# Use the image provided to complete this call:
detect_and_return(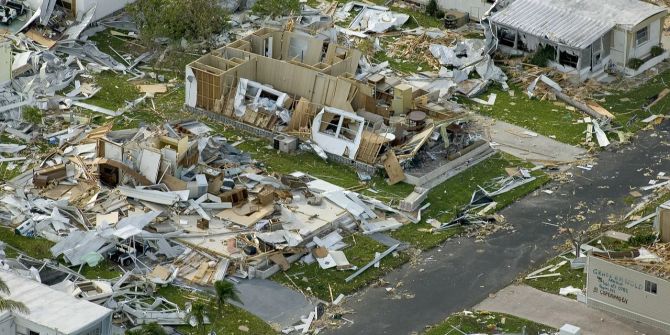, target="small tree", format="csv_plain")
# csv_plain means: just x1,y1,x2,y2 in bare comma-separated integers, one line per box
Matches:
212,280,242,316
252,0,300,18
127,0,230,43
559,226,588,258
186,302,211,335
0,278,28,314
426,0,438,17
